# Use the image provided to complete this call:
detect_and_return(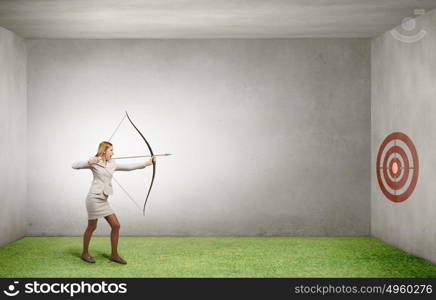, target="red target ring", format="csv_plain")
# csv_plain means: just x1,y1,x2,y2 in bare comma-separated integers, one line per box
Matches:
376,132,419,203
382,145,409,190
